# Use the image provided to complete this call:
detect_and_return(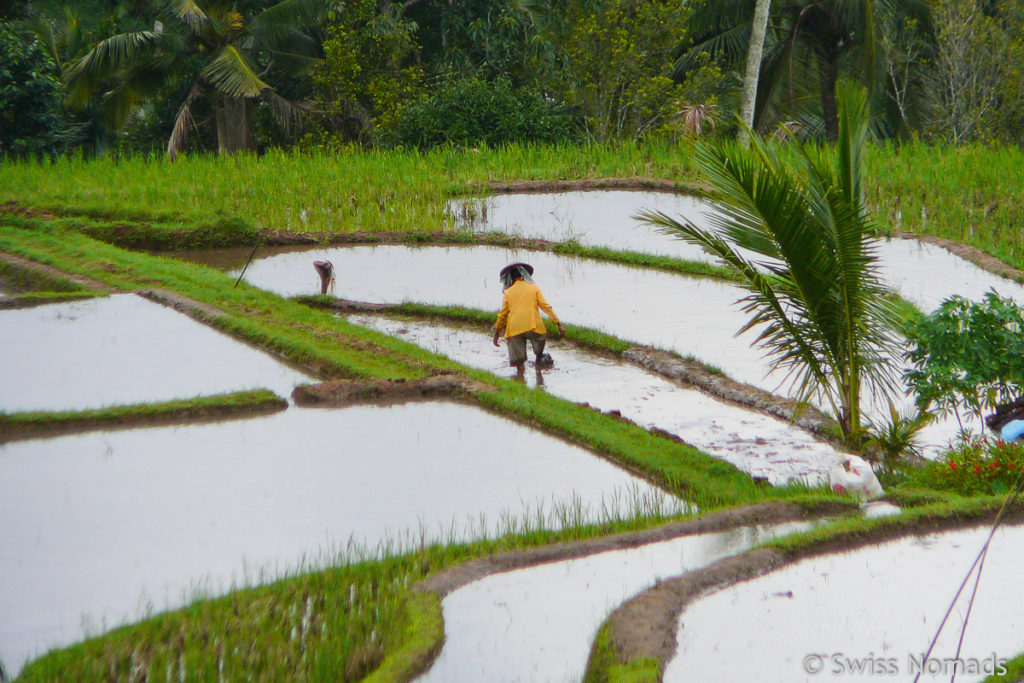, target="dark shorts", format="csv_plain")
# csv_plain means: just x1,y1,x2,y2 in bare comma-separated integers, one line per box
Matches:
507,331,546,366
